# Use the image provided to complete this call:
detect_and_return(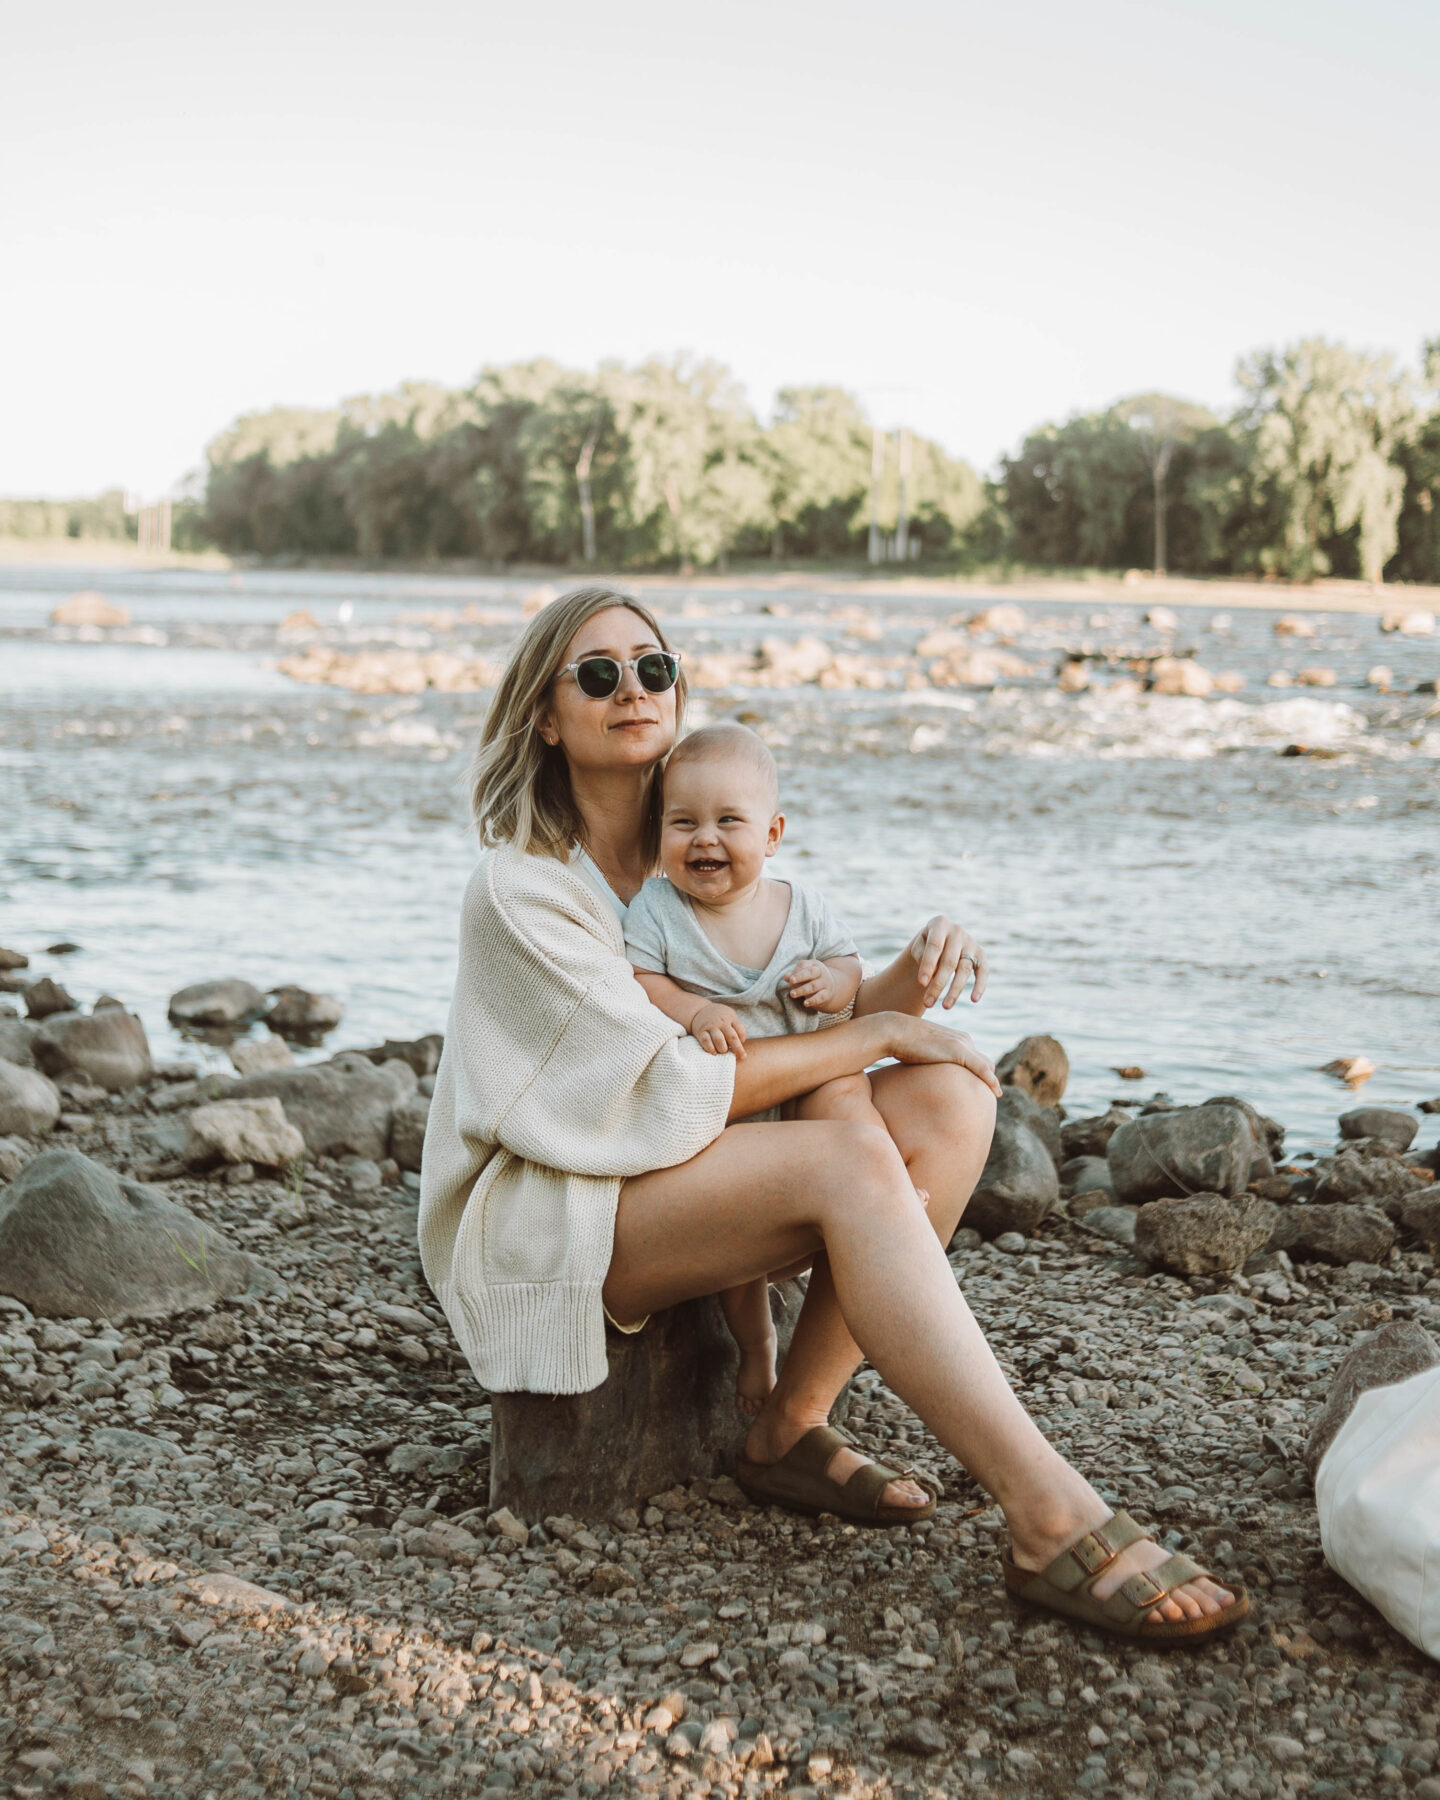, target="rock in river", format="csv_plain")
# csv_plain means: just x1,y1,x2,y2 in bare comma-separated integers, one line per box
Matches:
228,1054,415,1160
0,1147,273,1320
1133,1192,1279,1277
1108,1103,1252,1205
266,985,344,1038
31,1005,152,1092
0,1058,61,1137
1338,1108,1418,1154
1268,1203,1396,1266
24,977,76,1020
169,979,267,1029
966,1107,1059,1239
995,1034,1069,1106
